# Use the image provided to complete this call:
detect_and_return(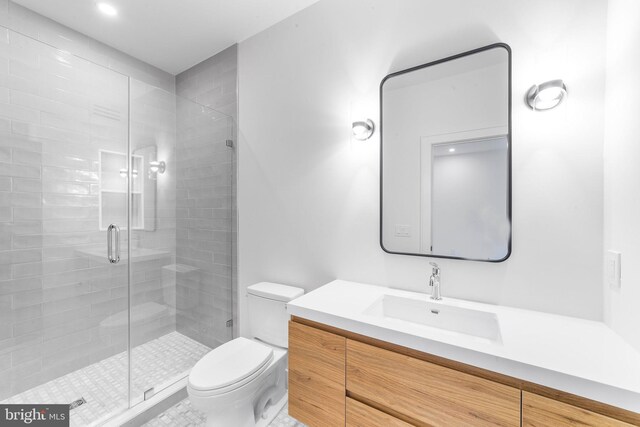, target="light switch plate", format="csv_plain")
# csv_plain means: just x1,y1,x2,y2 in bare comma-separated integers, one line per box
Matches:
606,250,621,290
